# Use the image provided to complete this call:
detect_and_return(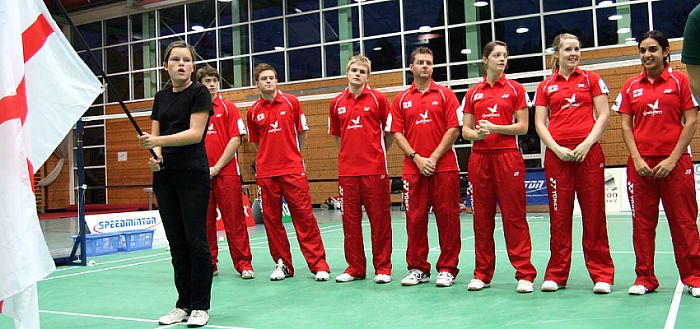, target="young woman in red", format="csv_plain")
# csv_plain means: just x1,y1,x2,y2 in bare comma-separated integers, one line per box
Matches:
614,30,700,297
534,33,615,294
462,41,537,293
